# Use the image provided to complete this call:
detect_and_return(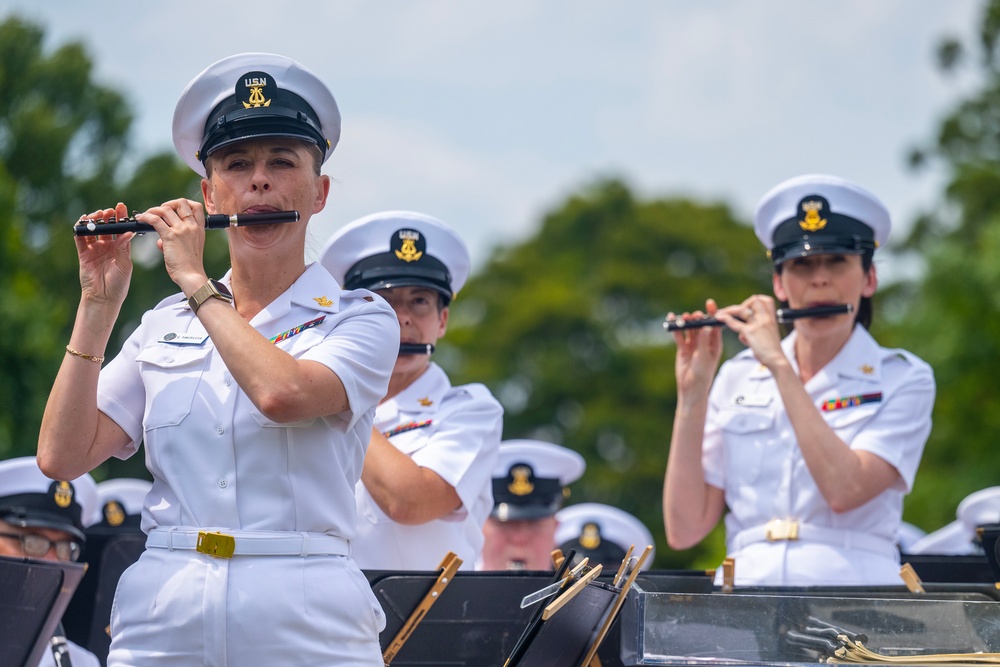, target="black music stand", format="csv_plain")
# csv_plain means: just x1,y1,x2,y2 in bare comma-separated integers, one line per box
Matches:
0,556,87,667
902,553,996,584
371,569,558,666
978,523,1000,582
506,578,621,667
